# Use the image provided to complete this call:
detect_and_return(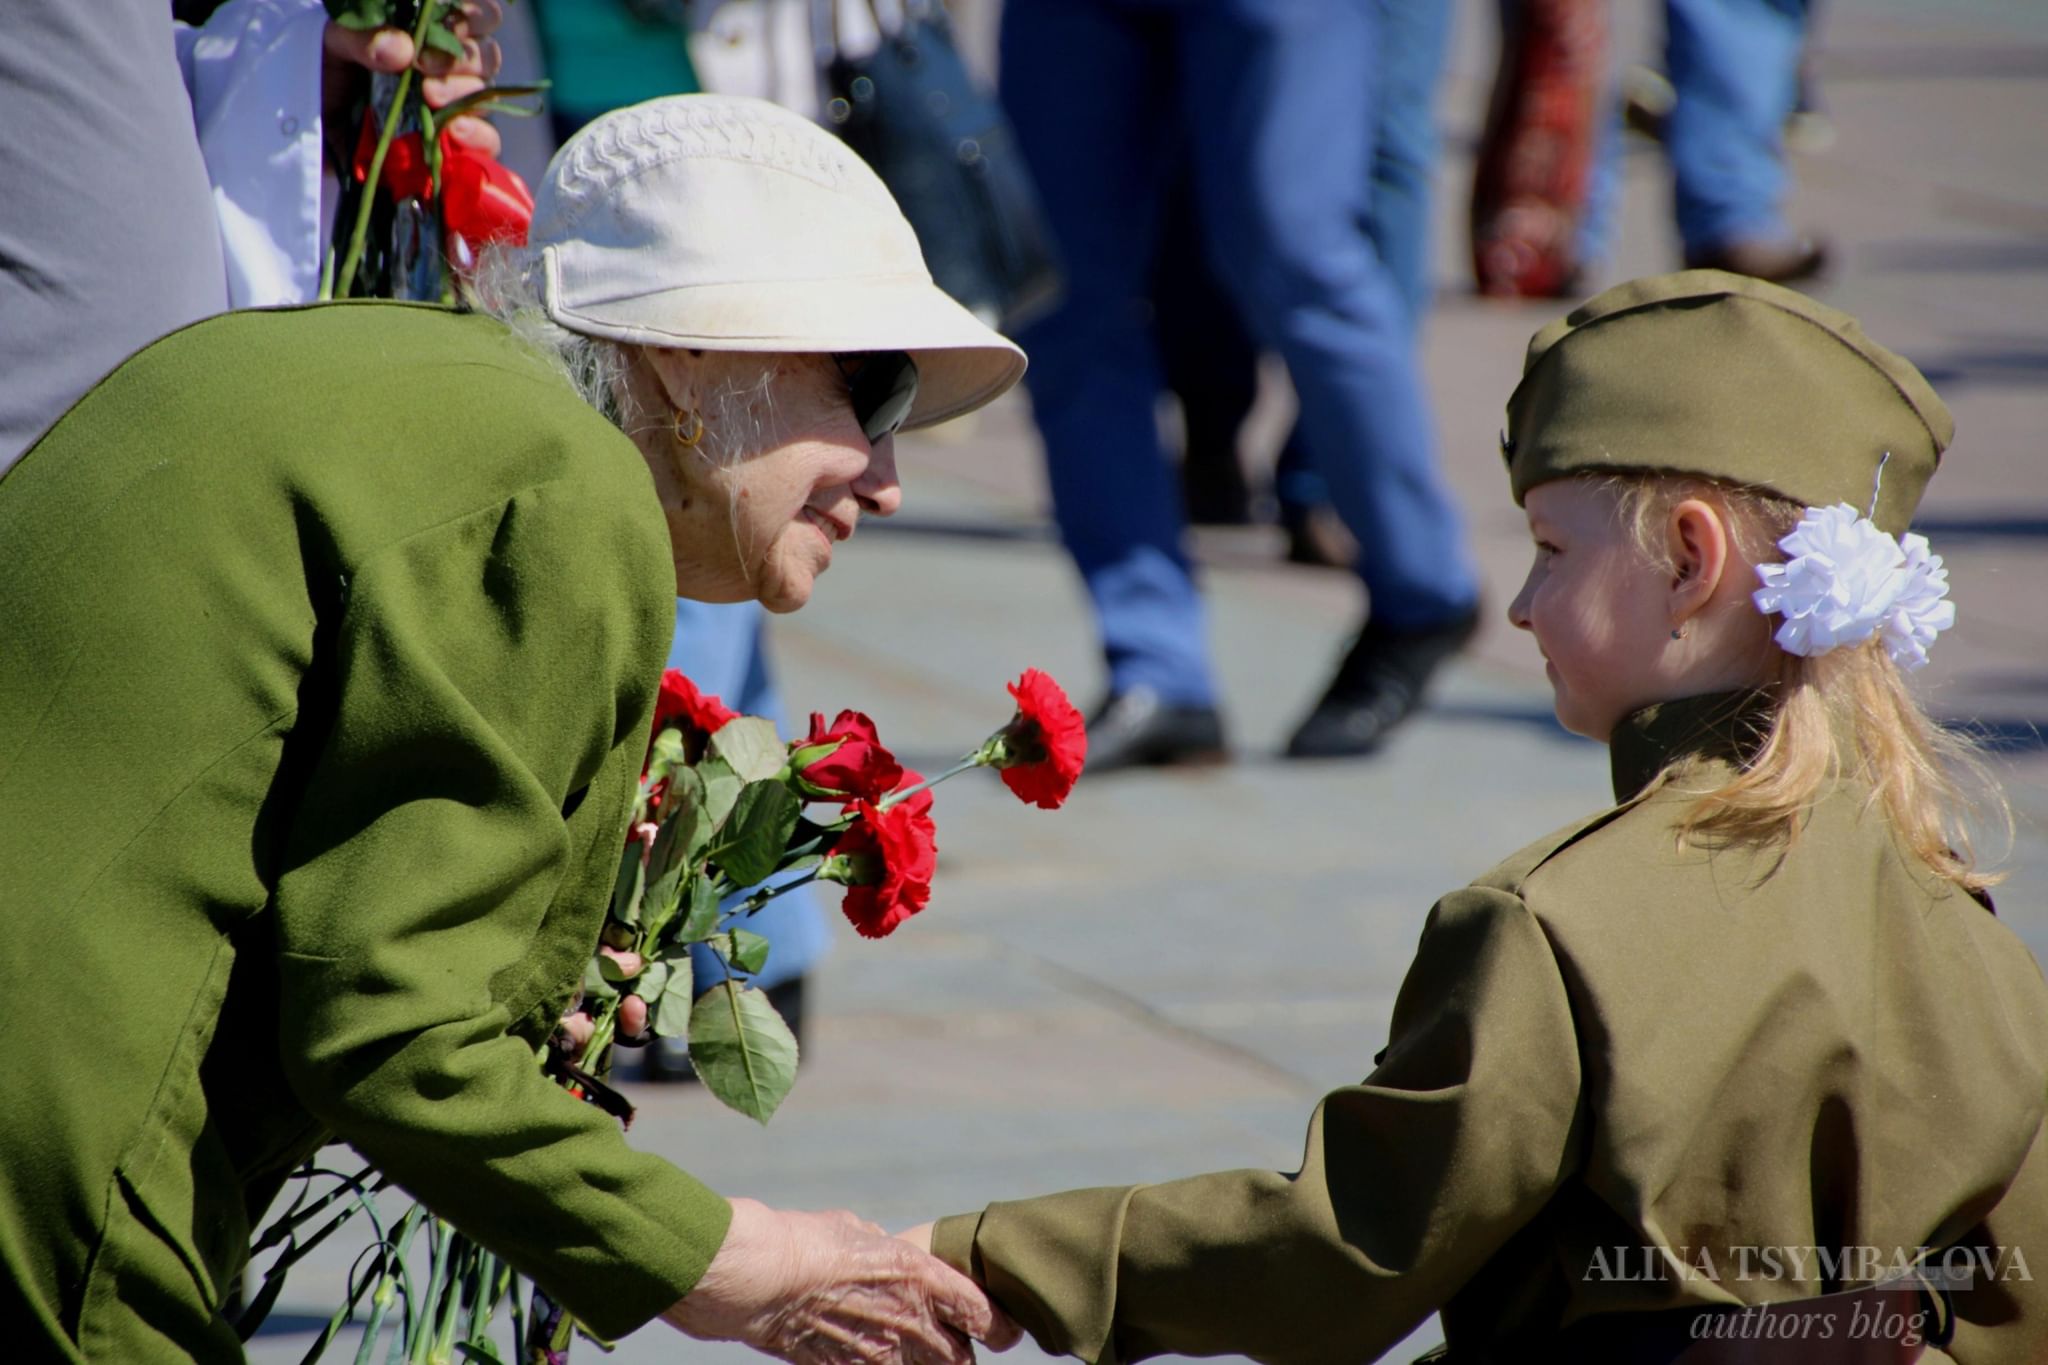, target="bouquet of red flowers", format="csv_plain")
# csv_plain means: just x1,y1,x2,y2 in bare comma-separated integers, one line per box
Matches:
564,667,1088,1124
